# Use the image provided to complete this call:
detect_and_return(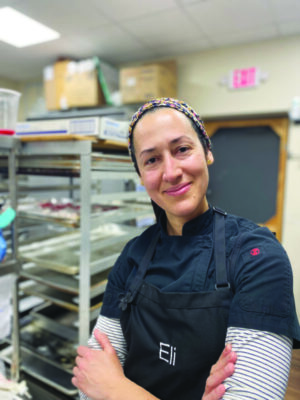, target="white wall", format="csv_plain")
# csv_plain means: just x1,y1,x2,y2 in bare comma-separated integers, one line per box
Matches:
177,35,300,117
